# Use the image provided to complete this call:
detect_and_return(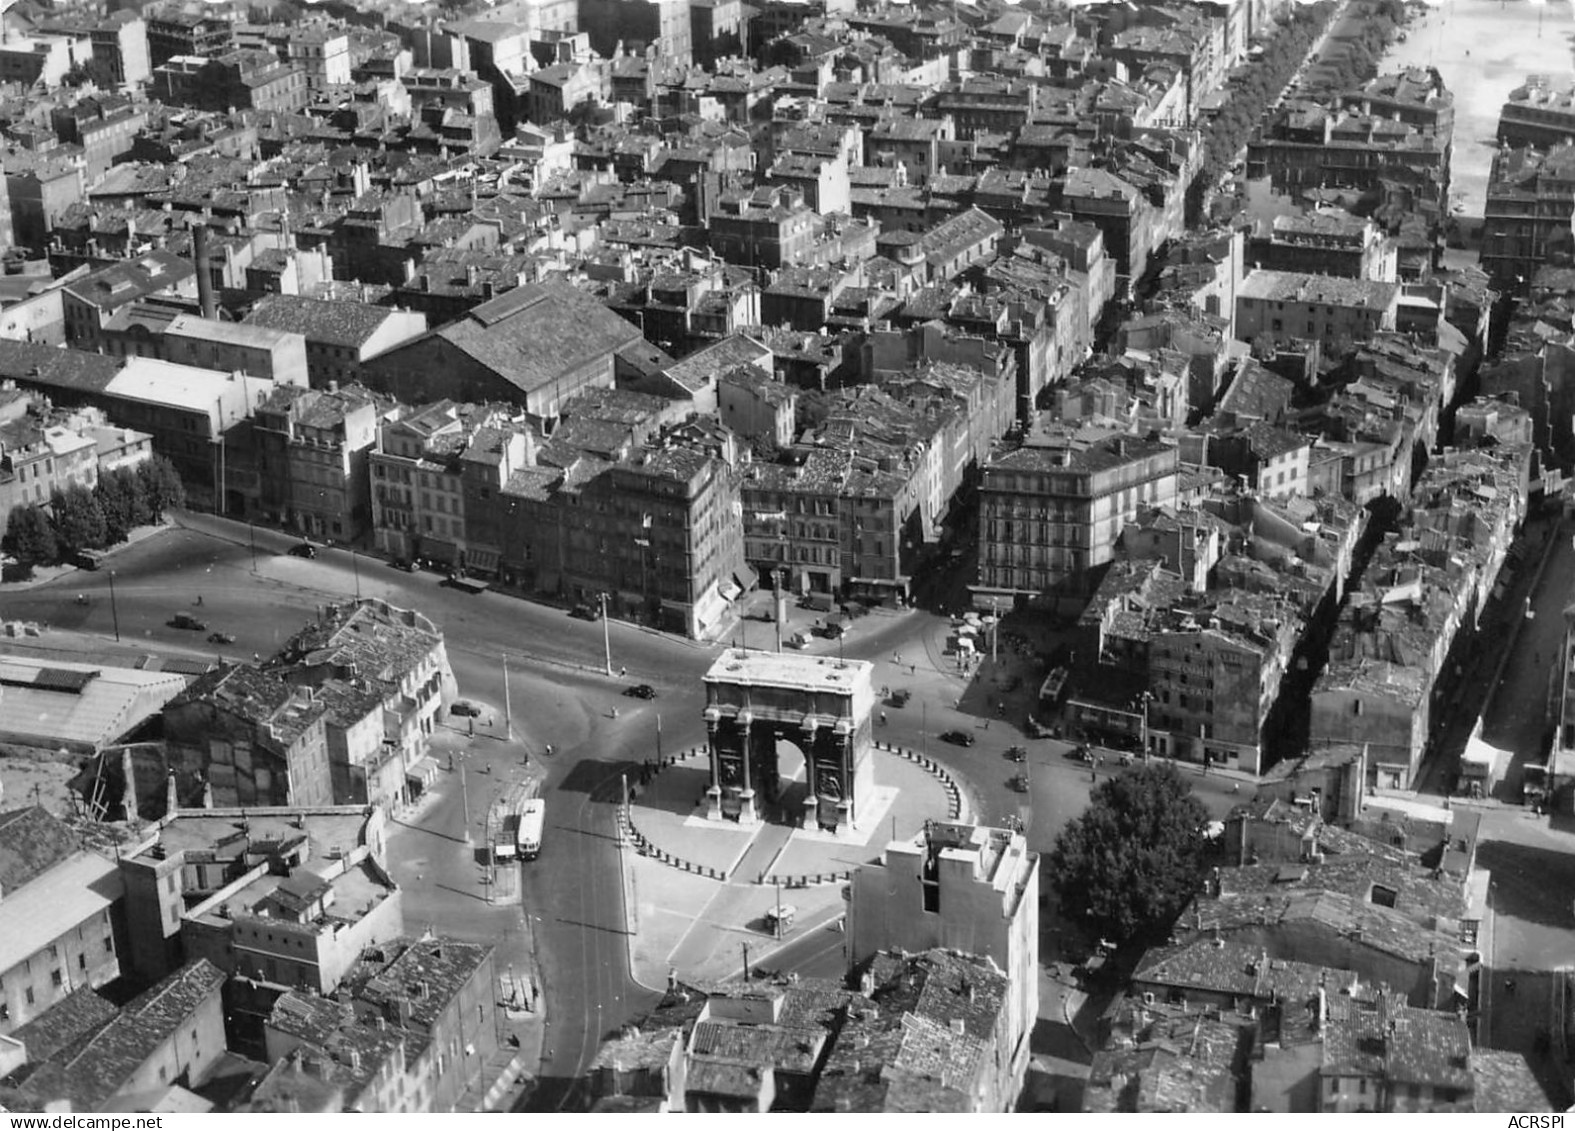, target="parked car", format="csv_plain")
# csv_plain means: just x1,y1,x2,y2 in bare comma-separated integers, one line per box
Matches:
450,700,481,718
288,542,318,559
207,631,236,644
169,612,207,631
940,729,975,747
1008,774,1029,793
888,688,912,707
624,684,657,699
569,603,601,621
389,558,417,572
1067,744,1094,764
1006,745,1027,763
